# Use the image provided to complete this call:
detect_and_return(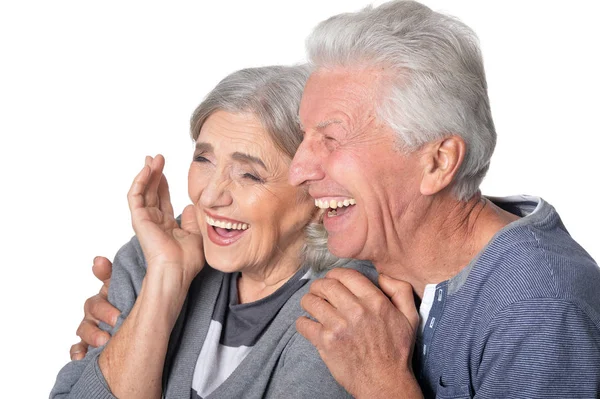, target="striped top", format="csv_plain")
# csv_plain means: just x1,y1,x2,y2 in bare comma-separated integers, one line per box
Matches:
415,195,600,398
191,268,312,399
